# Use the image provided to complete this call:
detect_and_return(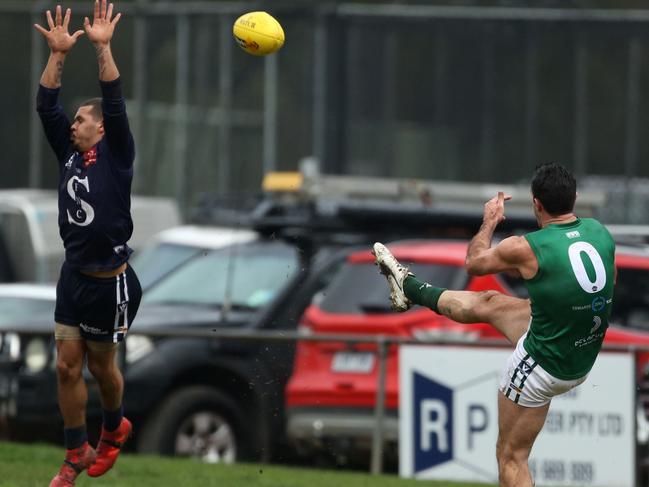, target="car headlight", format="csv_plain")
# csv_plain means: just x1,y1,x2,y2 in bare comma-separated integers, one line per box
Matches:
25,338,48,373
126,334,154,364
